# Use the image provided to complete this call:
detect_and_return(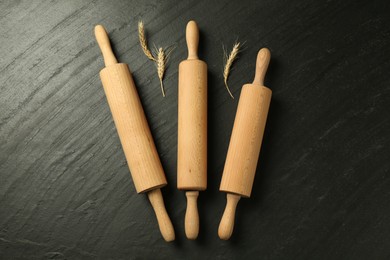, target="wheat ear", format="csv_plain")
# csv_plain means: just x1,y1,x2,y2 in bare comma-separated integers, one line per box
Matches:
138,21,156,61
156,47,166,97
223,42,241,99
